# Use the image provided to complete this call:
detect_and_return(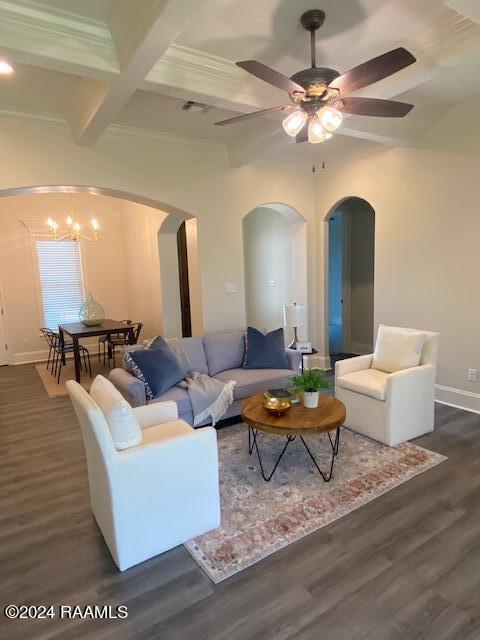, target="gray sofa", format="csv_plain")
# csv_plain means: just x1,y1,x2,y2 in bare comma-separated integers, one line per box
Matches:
109,331,301,426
